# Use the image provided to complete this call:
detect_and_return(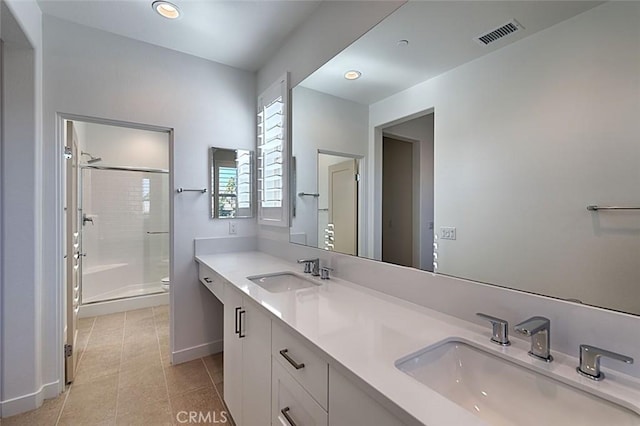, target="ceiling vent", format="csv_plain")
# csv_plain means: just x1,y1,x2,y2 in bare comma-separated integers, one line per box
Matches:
474,19,524,46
